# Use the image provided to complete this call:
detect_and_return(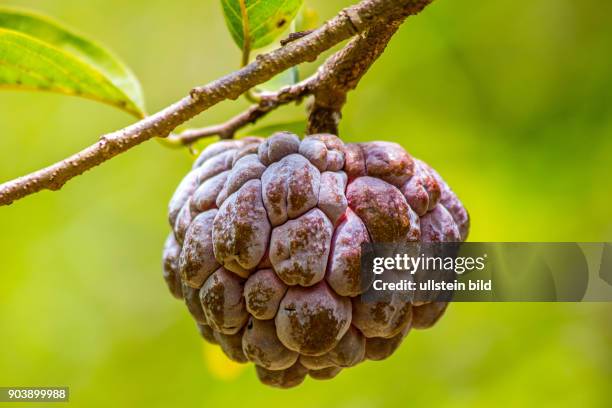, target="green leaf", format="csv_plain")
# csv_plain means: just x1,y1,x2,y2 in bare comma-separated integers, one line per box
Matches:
0,8,145,117
221,0,303,51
